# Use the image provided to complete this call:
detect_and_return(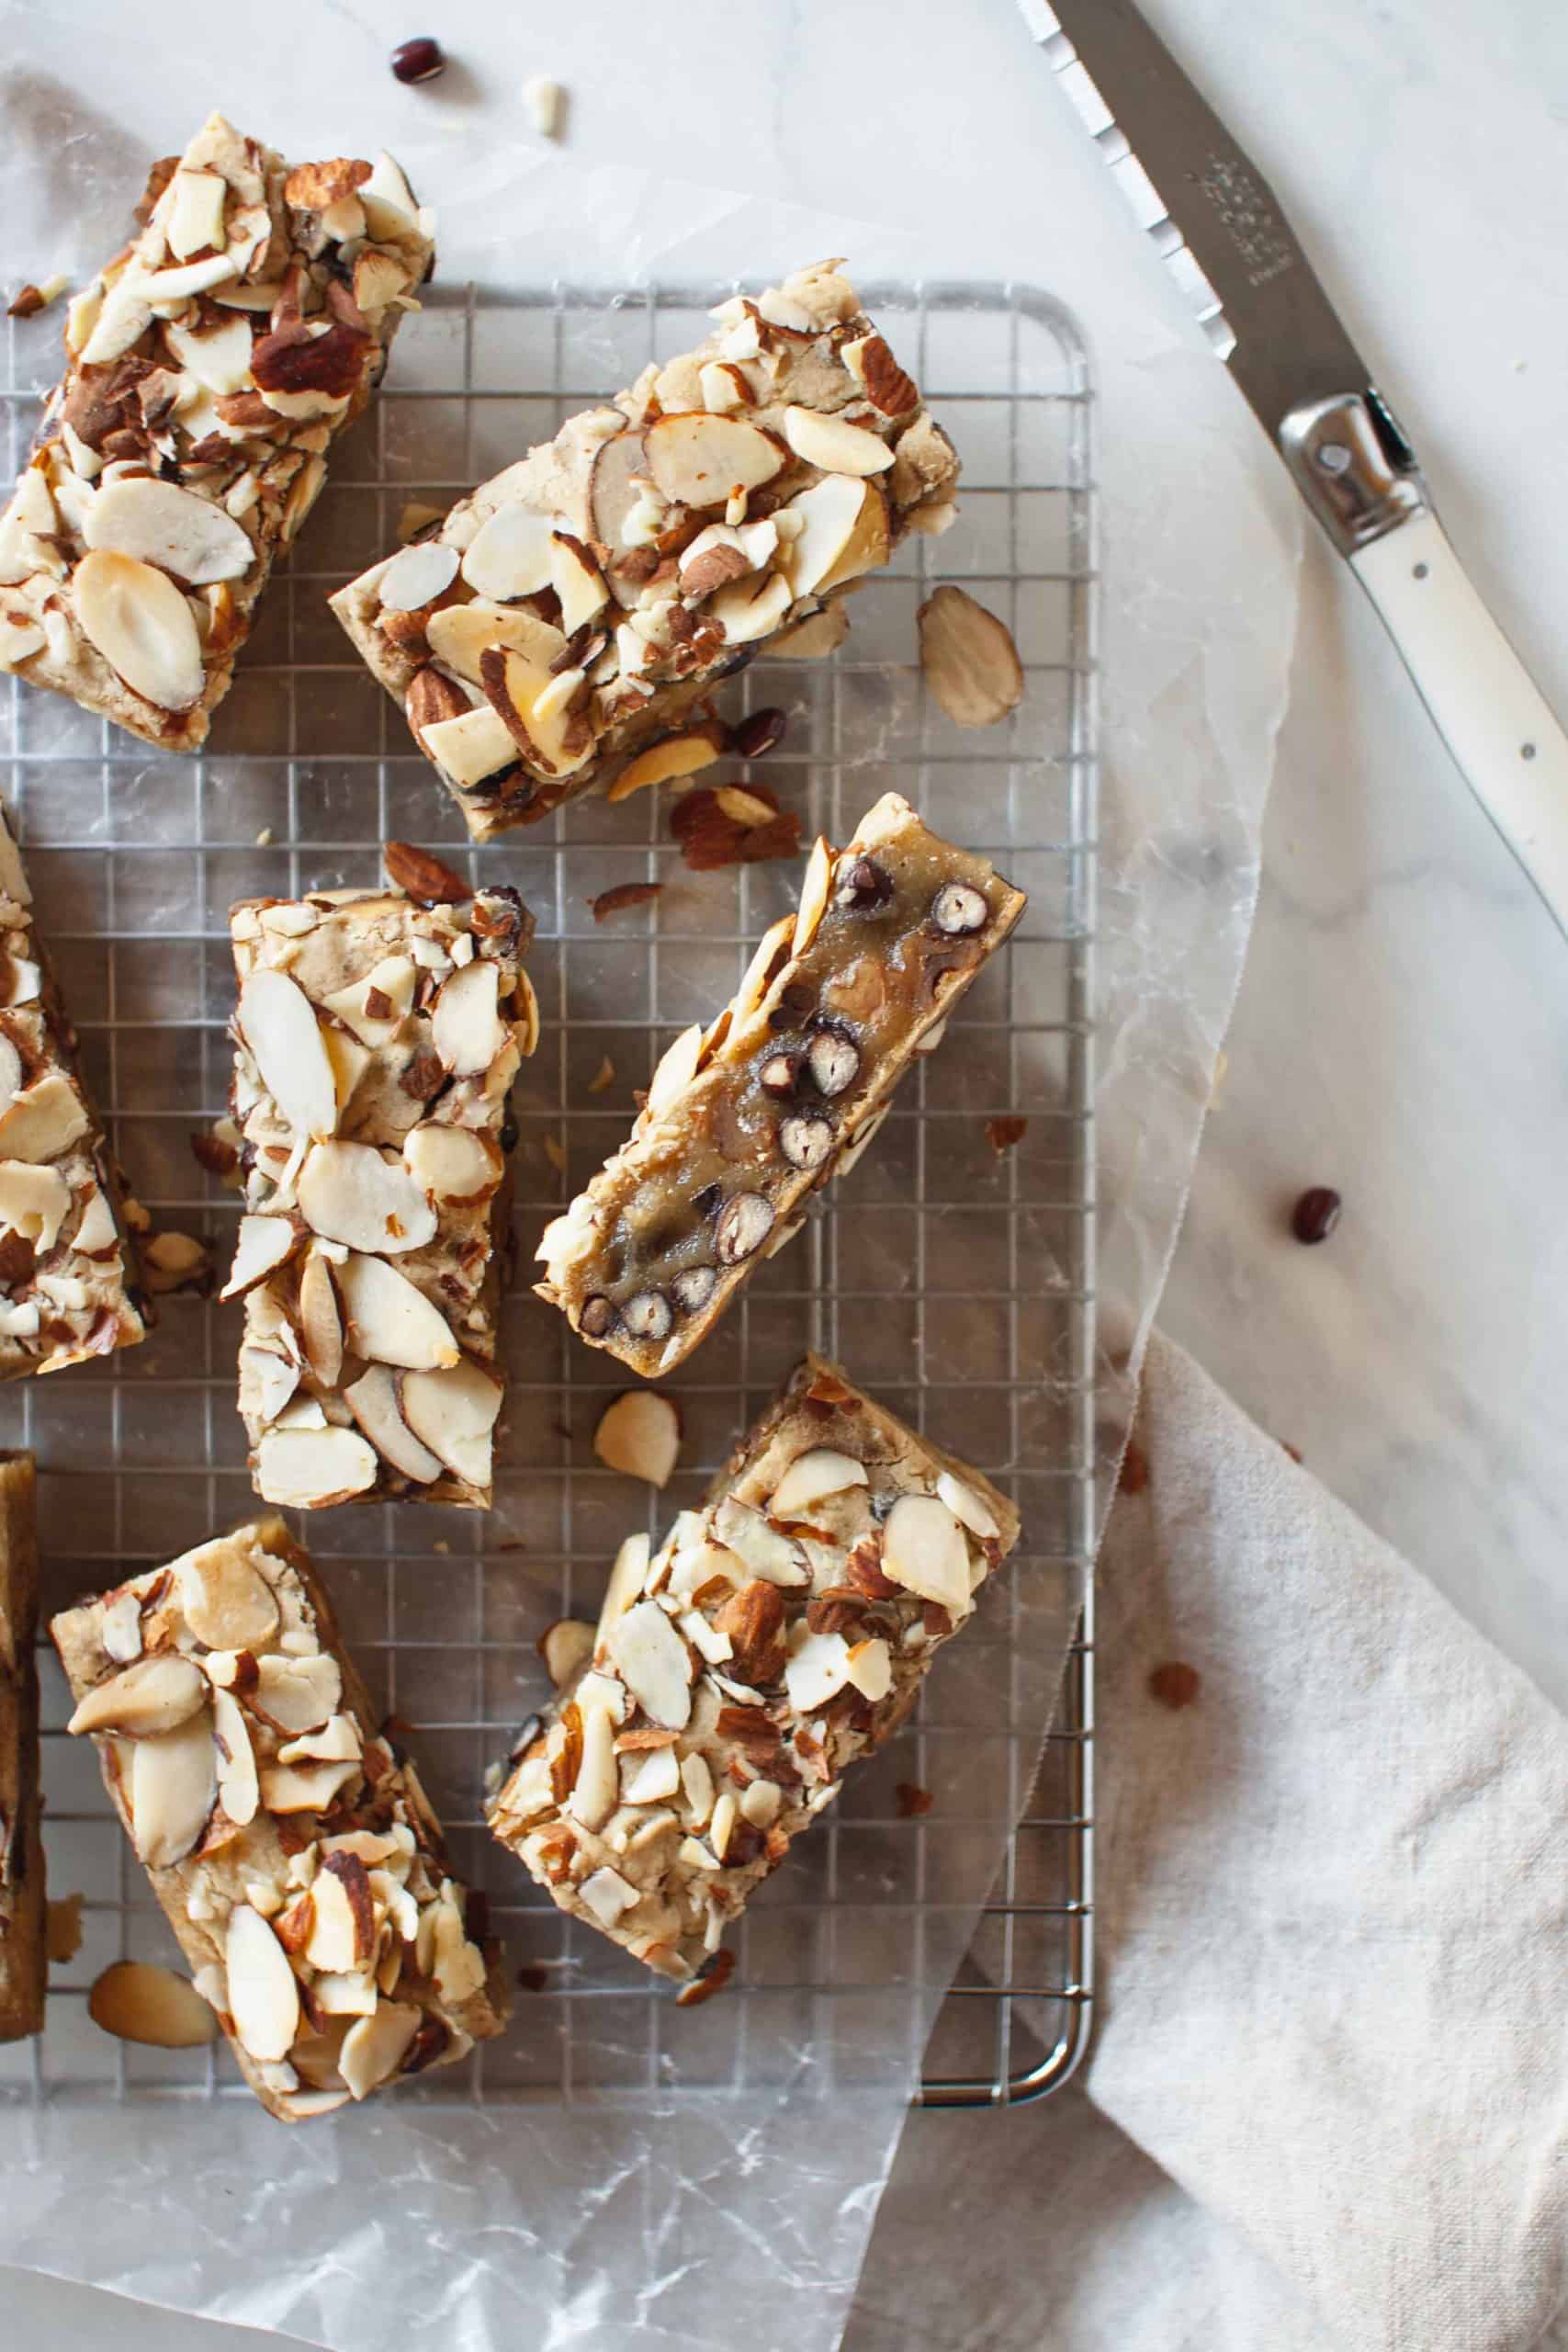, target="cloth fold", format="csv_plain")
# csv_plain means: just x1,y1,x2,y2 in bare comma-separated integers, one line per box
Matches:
849,1331,1568,2352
